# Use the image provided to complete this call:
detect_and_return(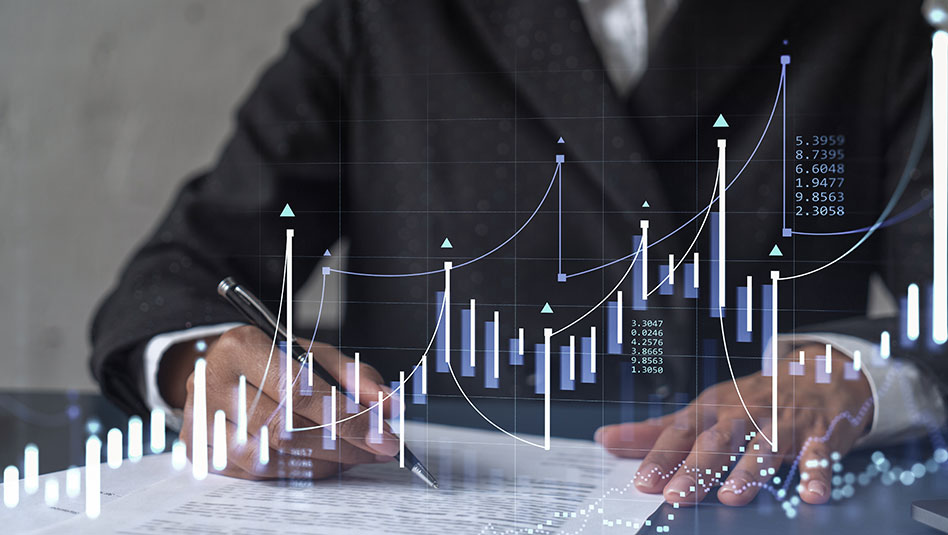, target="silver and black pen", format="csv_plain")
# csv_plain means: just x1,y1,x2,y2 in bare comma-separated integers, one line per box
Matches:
217,276,438,488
